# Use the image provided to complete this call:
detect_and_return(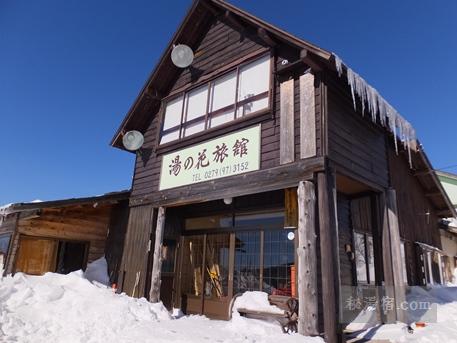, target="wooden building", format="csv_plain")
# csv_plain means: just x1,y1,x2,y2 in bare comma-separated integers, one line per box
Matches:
110,1,456,341
0,191,129,283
